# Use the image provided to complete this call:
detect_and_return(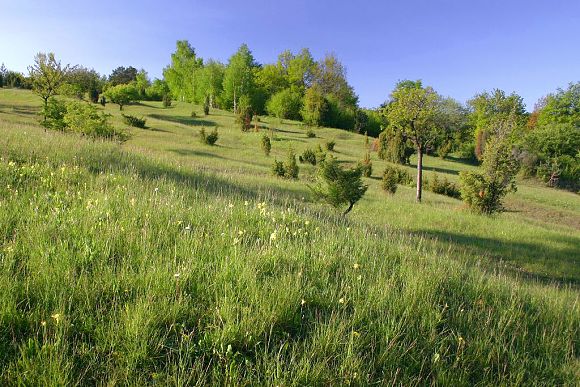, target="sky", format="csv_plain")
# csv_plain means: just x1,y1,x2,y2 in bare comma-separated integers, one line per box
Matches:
1,0,579,110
